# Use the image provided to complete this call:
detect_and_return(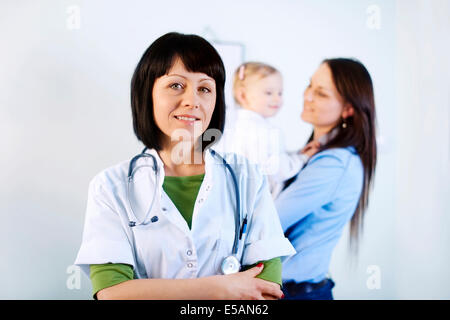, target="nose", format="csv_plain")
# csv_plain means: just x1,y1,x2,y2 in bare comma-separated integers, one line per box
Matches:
304,87,313,102
274,93,282,105
182,87,200,108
